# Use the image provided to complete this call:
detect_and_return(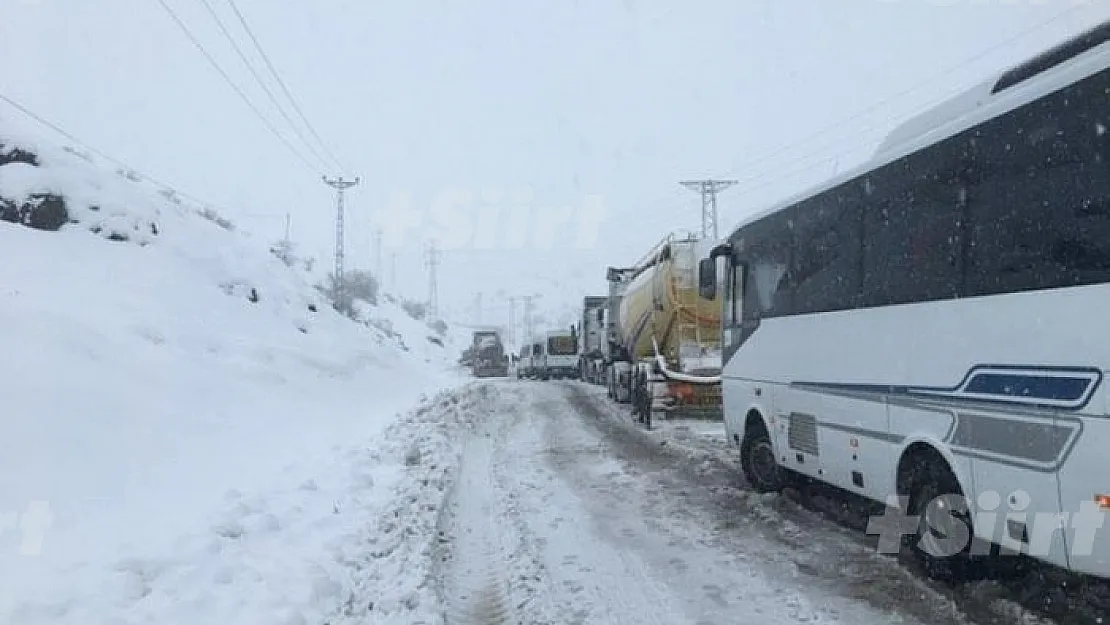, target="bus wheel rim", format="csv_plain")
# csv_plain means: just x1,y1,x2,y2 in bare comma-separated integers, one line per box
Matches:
751,440,777,487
